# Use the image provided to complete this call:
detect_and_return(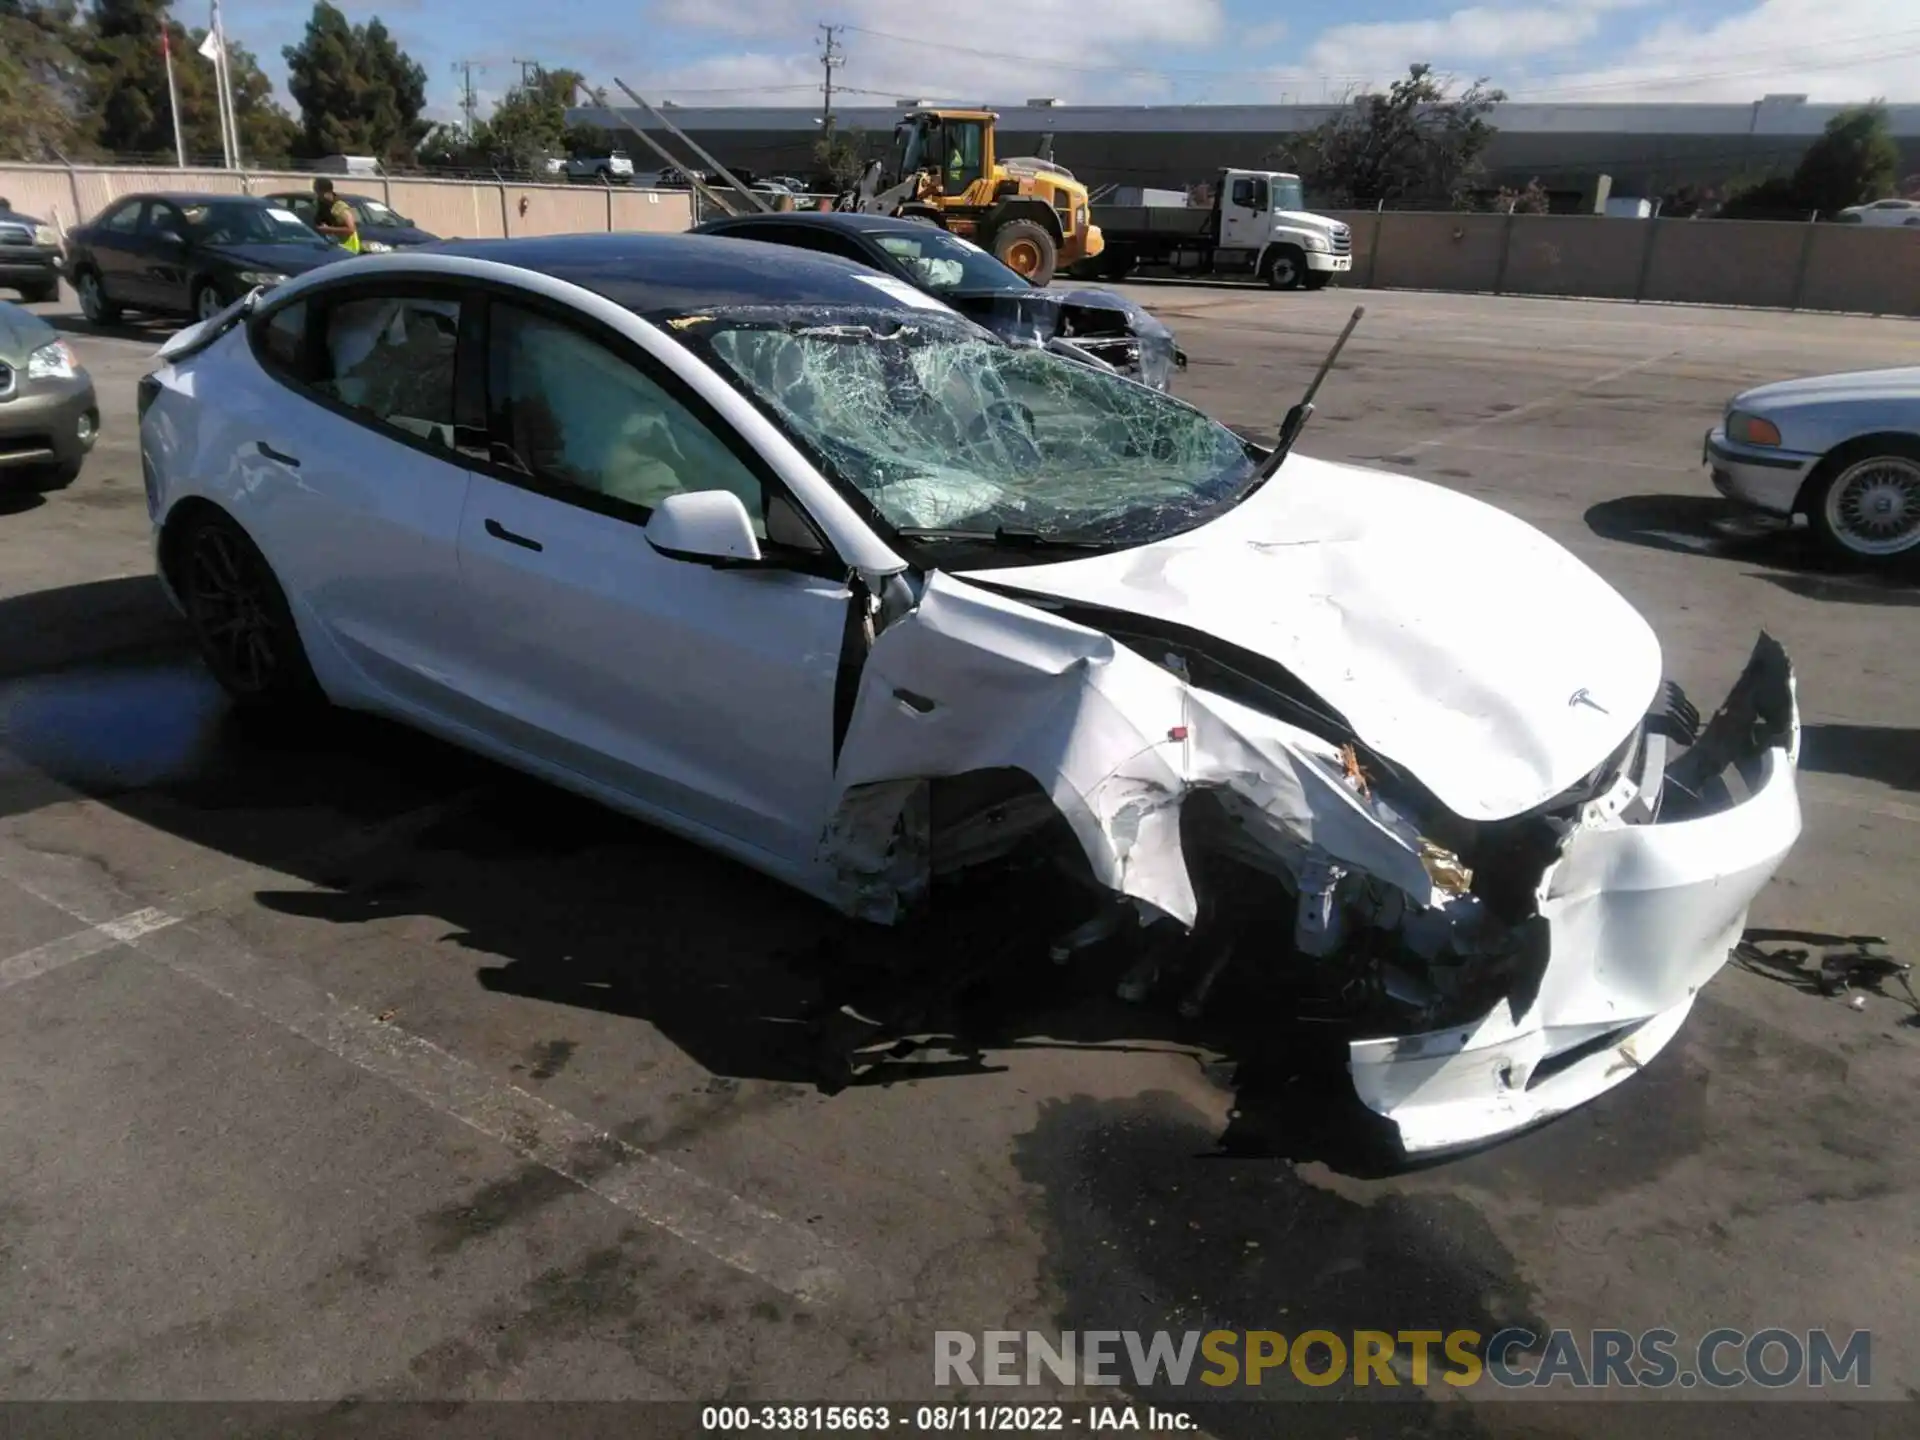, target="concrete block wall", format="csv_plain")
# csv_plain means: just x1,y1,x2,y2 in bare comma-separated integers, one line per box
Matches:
1324,209,1918,317
0,163,695,243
